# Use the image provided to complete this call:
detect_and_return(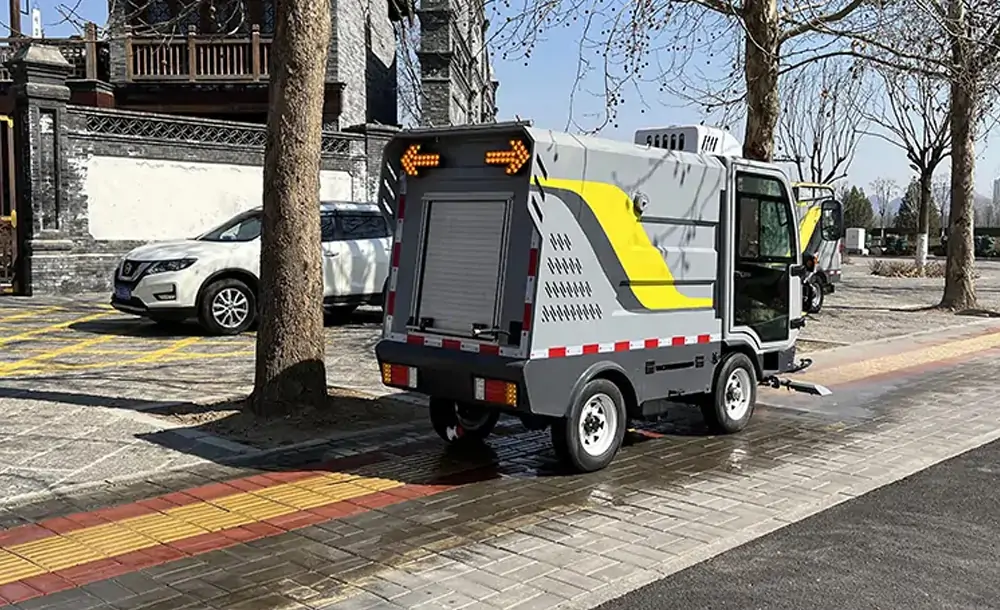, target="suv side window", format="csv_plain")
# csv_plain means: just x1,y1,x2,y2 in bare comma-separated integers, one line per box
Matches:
335,212,390,240
320,213,337,242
